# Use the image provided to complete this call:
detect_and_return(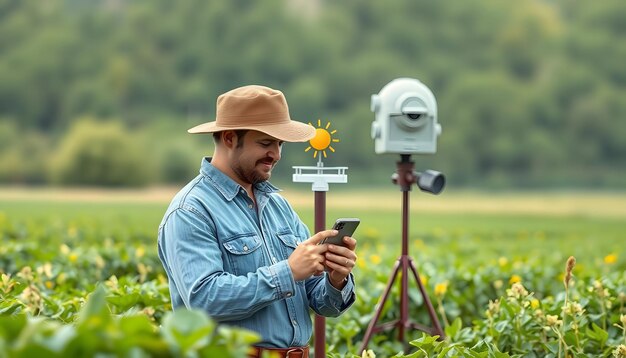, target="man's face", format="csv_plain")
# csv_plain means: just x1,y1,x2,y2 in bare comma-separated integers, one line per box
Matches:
230,131,284,185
